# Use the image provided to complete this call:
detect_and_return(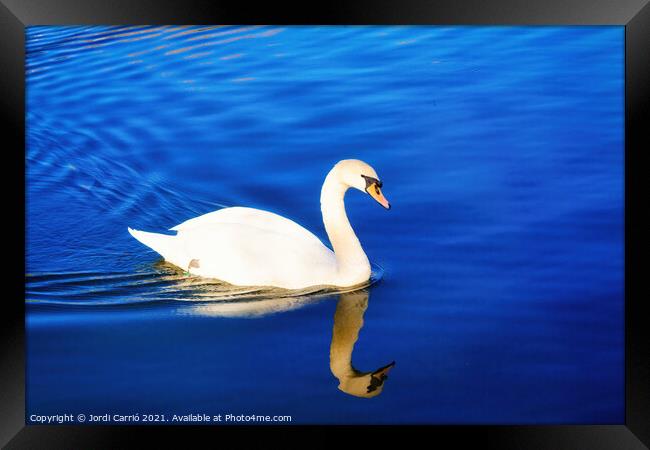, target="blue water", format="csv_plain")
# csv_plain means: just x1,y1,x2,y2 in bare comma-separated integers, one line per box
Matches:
26,26,624,424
